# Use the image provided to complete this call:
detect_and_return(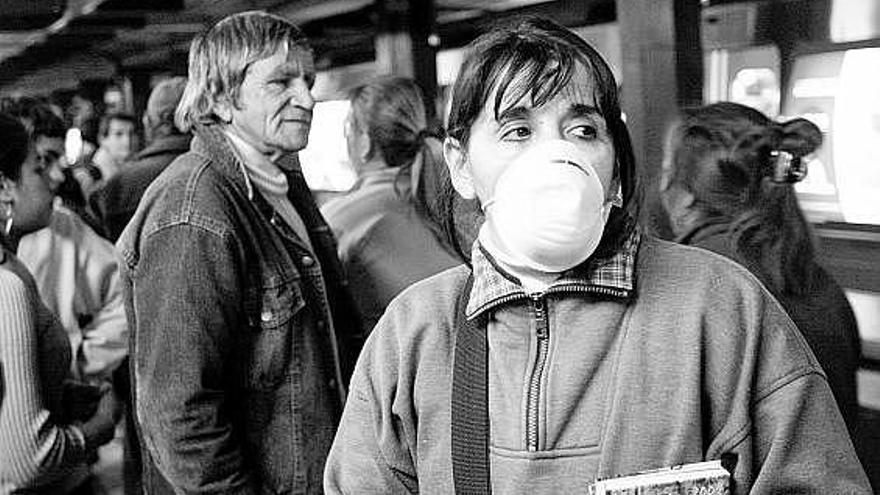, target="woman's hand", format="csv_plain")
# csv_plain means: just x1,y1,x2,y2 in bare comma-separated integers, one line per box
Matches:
79,383,121,451
62,379,103,422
